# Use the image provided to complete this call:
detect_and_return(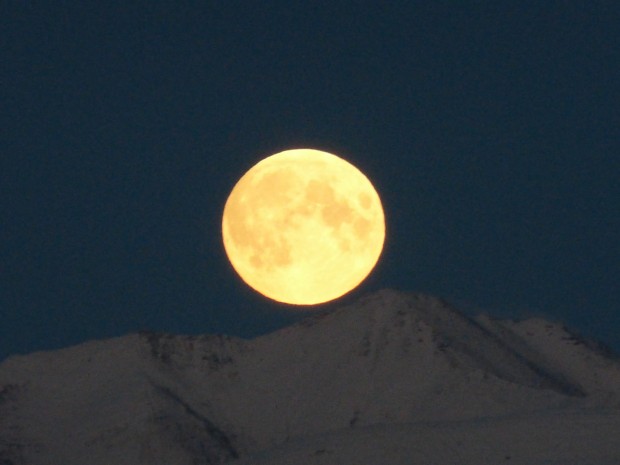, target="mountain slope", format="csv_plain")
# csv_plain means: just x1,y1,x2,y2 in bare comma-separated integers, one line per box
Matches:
1,289,619,464
238,411,620,465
